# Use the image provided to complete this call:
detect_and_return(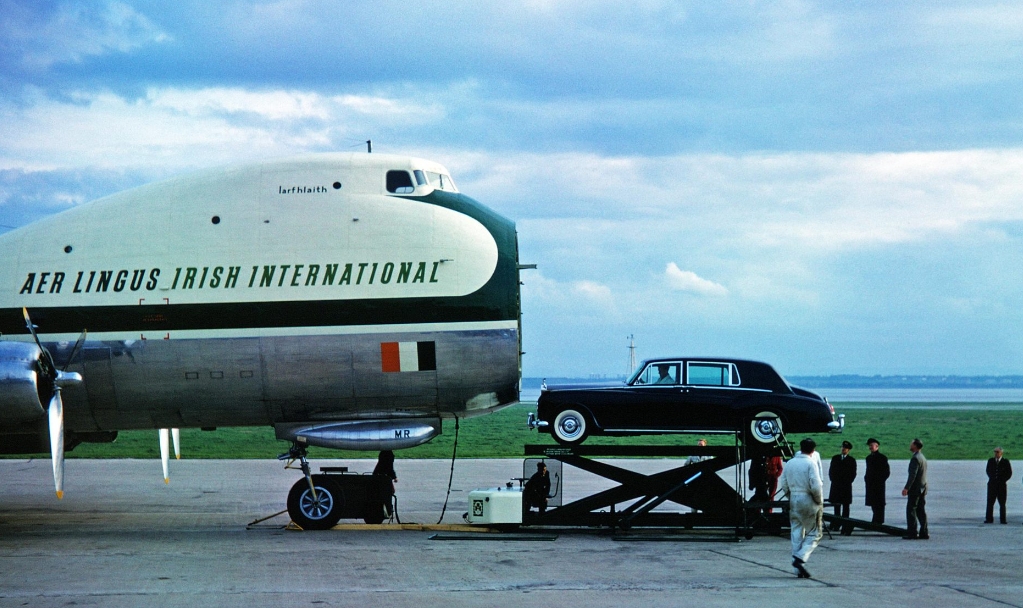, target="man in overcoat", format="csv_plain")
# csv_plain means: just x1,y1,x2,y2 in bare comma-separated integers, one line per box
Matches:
829,440,856,535
985,447,1012,524
863,438,890,524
